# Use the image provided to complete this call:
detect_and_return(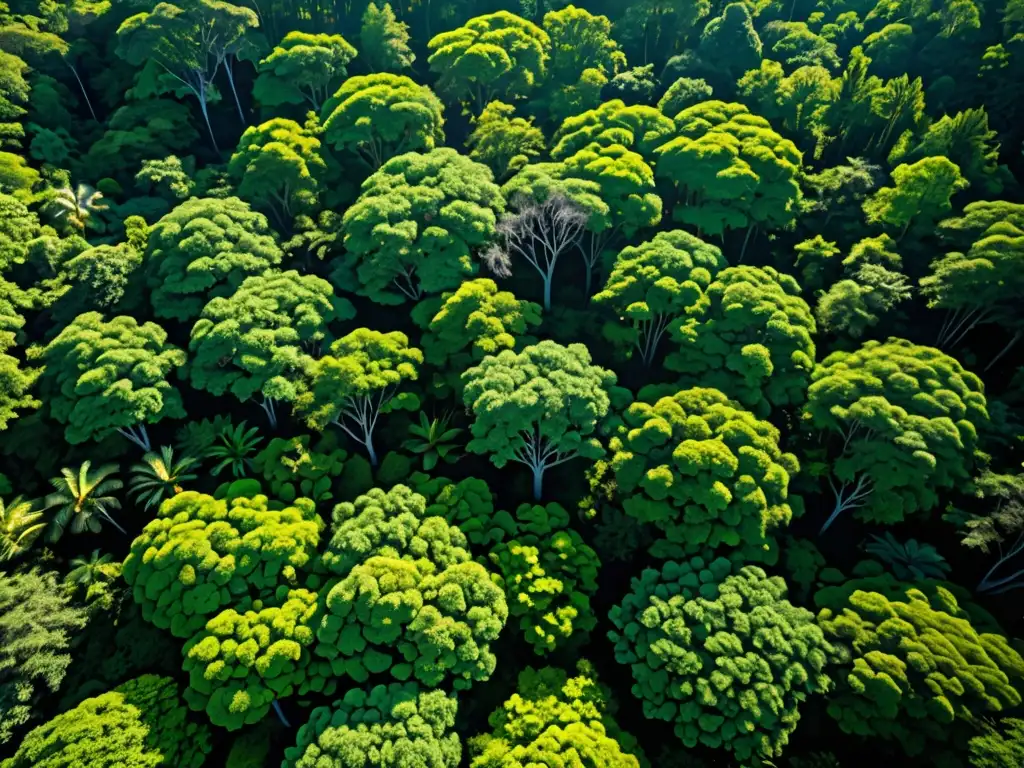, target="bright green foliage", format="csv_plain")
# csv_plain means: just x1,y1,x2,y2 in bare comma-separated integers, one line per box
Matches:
467,101,545,181
0,675,209,768
336,148,504,304
0,151,38,197
183,588,327,730
594,230,725,366
0,279,37,430
699,3,762,79
409,473,514,550
360,2,415,73
969,719,1024,768
607,387,798,561
0,193,39,272
469,662,640,768
37,313,186,445
136,156,196,203
144,197,284,322
863,156,969,239
654,101,802,238
541,5,626,124
922,219,1024,348
188,271,351,405
315,485,507,689
793,235,841,294
816,579,1024,756
608,557,831,763
462,341,615,500
550,100,672,161
228,119,329,223
48,243,144,328
294,329,422,465
489,502,600,654
123,491,322,639
803,338,988,530
665,266,816,415
765,21,840,71
0,495,43,562
207,421,263,478
0,569,88,743
412,278,542,393
283,683,461,768
253,435,346,503
320,74,445,169
253,32,357,112
864,532,951,580
427,11,550,112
